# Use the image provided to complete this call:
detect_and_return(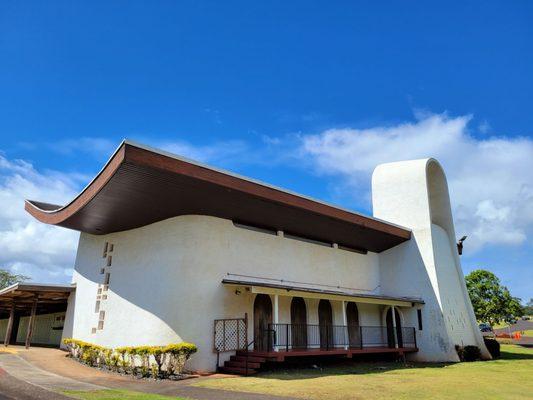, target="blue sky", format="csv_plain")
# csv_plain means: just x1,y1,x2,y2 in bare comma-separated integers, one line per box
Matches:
0,1,531,302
